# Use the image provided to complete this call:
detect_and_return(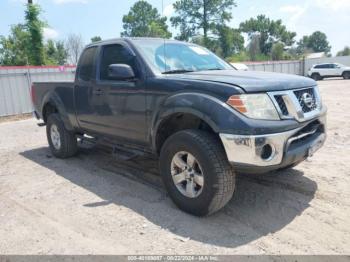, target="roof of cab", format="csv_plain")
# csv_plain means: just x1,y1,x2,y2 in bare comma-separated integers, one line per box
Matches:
85,37,183,48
